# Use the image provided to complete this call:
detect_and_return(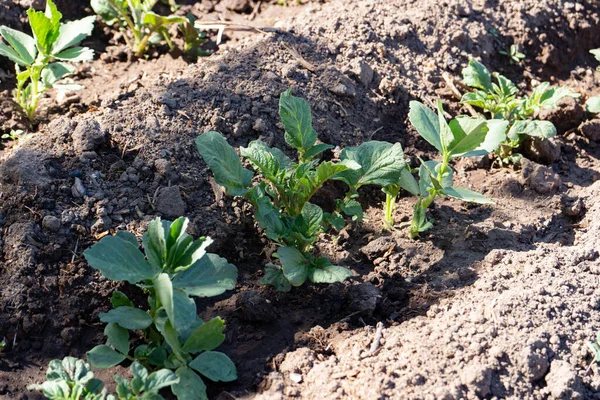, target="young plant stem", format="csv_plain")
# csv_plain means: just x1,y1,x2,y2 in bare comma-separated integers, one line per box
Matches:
384,192,395,227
